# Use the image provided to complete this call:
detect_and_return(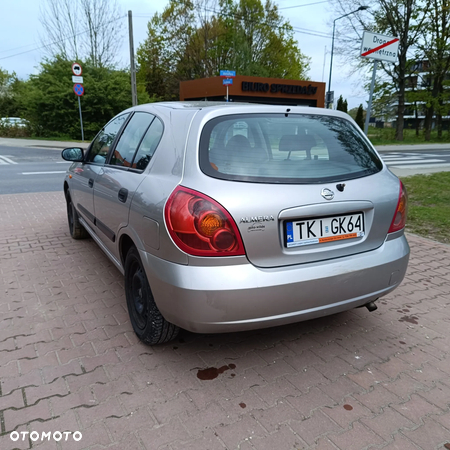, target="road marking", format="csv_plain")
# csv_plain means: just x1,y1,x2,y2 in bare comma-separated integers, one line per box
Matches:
381,153,450,158
0,155,18,164
385,159,444,165
382,156,428,160
383,156,426,163
411,153,450,157
21,171,67,175
389,163,450,170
